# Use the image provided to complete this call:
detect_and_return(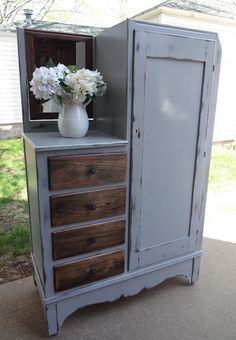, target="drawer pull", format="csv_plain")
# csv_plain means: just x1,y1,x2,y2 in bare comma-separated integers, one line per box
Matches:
89,237,97,244
87,203,97,211
88,166,96,175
